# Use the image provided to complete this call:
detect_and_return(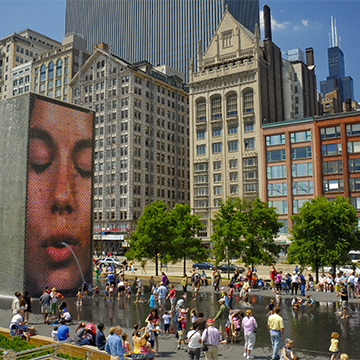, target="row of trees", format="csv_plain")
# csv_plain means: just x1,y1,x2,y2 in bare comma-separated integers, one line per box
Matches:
127,196,360,279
